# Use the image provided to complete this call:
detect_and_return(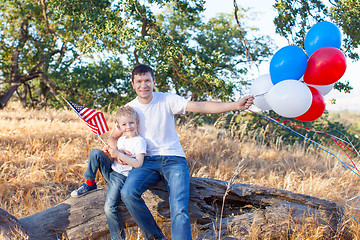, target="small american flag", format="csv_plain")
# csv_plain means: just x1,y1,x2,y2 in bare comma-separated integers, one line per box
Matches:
65,99,109,135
